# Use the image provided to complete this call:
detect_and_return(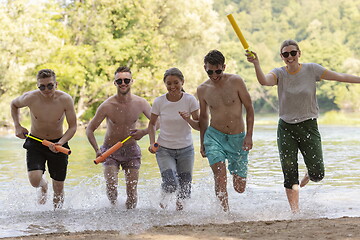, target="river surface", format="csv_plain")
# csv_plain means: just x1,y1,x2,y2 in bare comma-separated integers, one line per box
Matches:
0,125,359,238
